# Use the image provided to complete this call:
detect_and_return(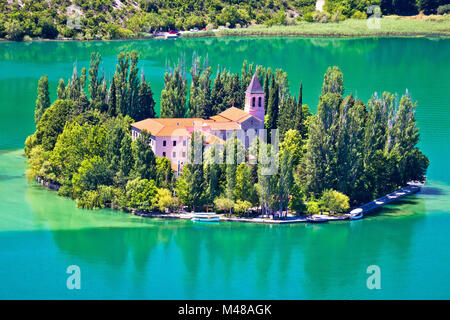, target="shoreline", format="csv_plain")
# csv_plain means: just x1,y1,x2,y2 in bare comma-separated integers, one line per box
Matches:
2,17,449,44
34,176,420,225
